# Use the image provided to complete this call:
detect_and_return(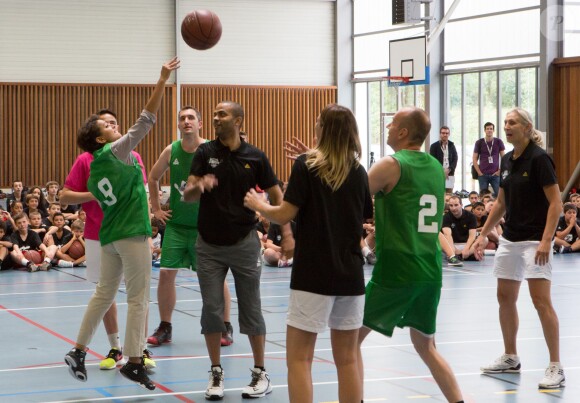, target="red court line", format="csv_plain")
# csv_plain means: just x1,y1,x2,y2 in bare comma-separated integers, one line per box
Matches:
0,304,195,403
